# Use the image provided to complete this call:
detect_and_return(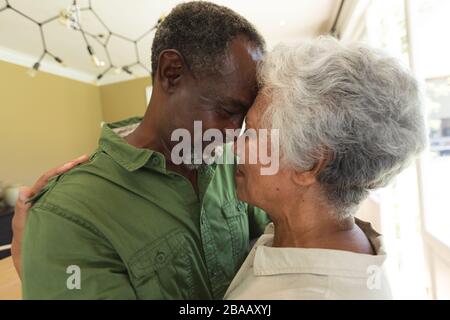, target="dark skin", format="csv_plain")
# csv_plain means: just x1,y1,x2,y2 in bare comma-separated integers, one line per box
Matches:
11,35,262,277
125,35,262,194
